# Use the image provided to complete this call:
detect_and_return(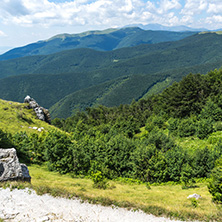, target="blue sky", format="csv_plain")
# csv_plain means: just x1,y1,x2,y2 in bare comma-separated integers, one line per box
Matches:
0,0,221,53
